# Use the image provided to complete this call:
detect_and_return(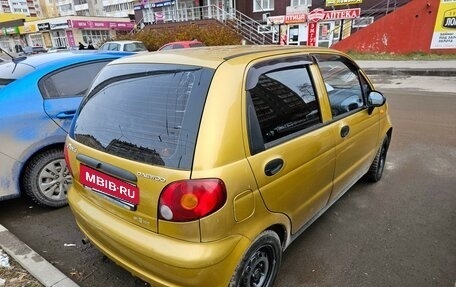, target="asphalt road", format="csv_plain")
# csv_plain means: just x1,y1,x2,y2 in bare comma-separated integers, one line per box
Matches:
0,75,455,287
